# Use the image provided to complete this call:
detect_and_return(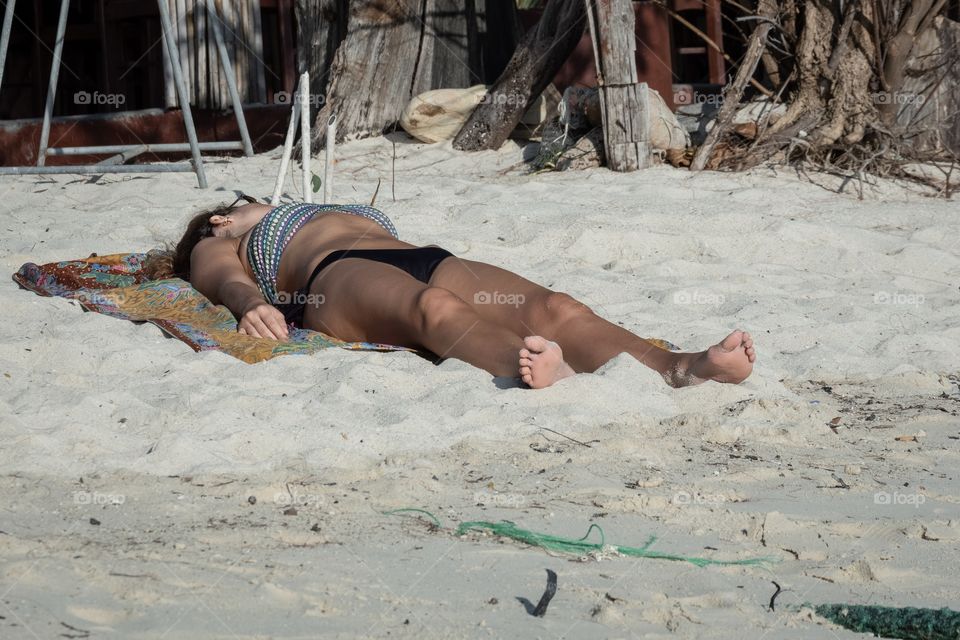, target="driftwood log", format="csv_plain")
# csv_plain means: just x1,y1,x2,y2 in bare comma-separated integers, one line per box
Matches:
586,0,653,171
452,0,585,151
